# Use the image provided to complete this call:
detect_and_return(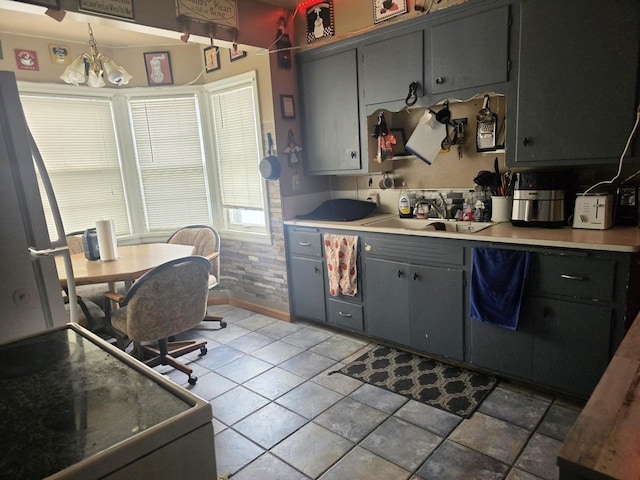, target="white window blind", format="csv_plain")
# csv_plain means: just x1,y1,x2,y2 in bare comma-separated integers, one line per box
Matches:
209,85,264,211
20,94,130,237
128,95,211,232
